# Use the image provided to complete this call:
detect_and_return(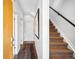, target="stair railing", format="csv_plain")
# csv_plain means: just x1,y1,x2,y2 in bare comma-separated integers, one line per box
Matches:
49,6,75,27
